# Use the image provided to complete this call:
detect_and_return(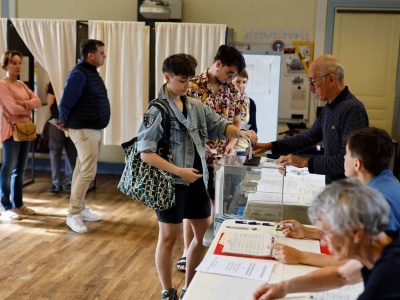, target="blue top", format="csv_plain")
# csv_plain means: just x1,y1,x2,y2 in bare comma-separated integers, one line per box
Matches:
59,61,110,129
369,169,400,231
248,98,257,133
272,87,369,184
